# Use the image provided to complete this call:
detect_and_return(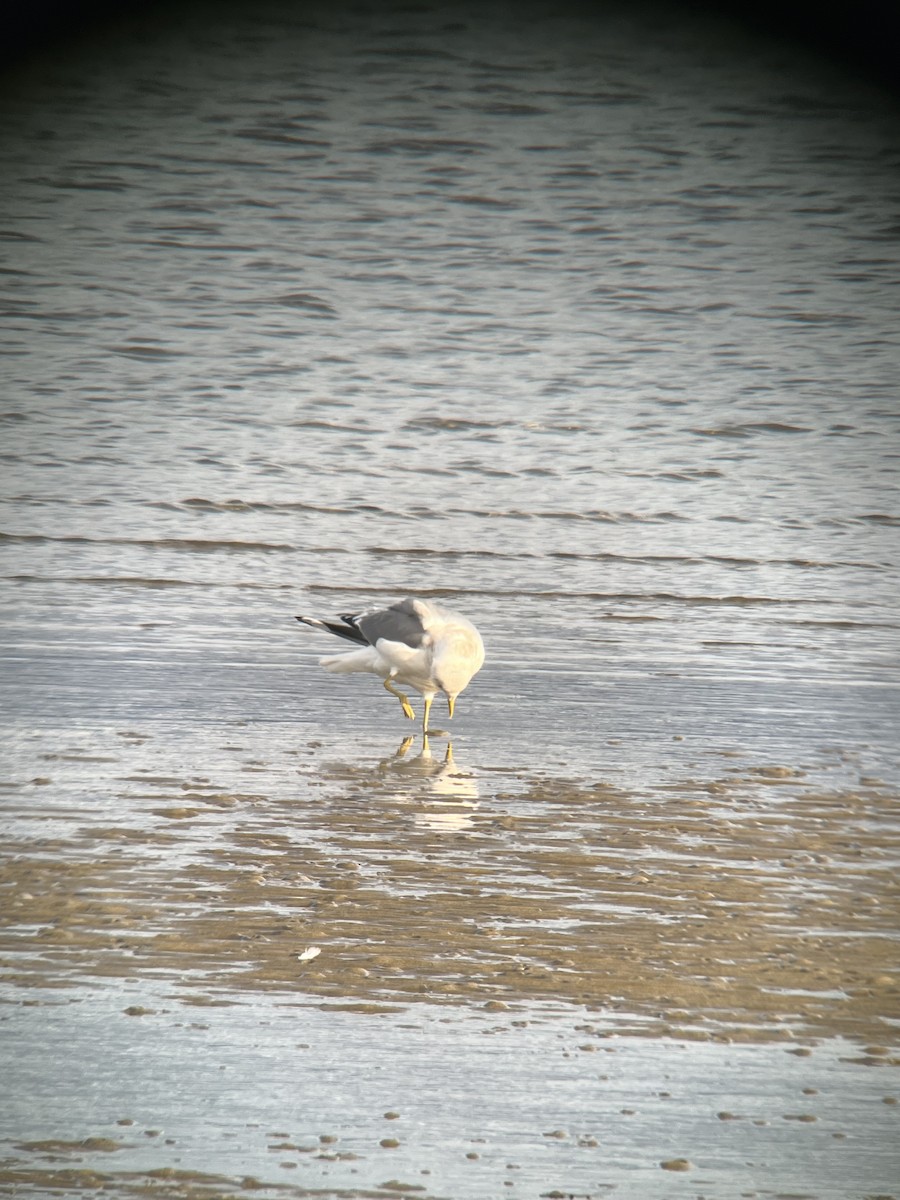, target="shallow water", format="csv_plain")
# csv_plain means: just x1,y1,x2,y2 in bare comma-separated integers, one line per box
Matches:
2,988,899,1199
1,1,899,1196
